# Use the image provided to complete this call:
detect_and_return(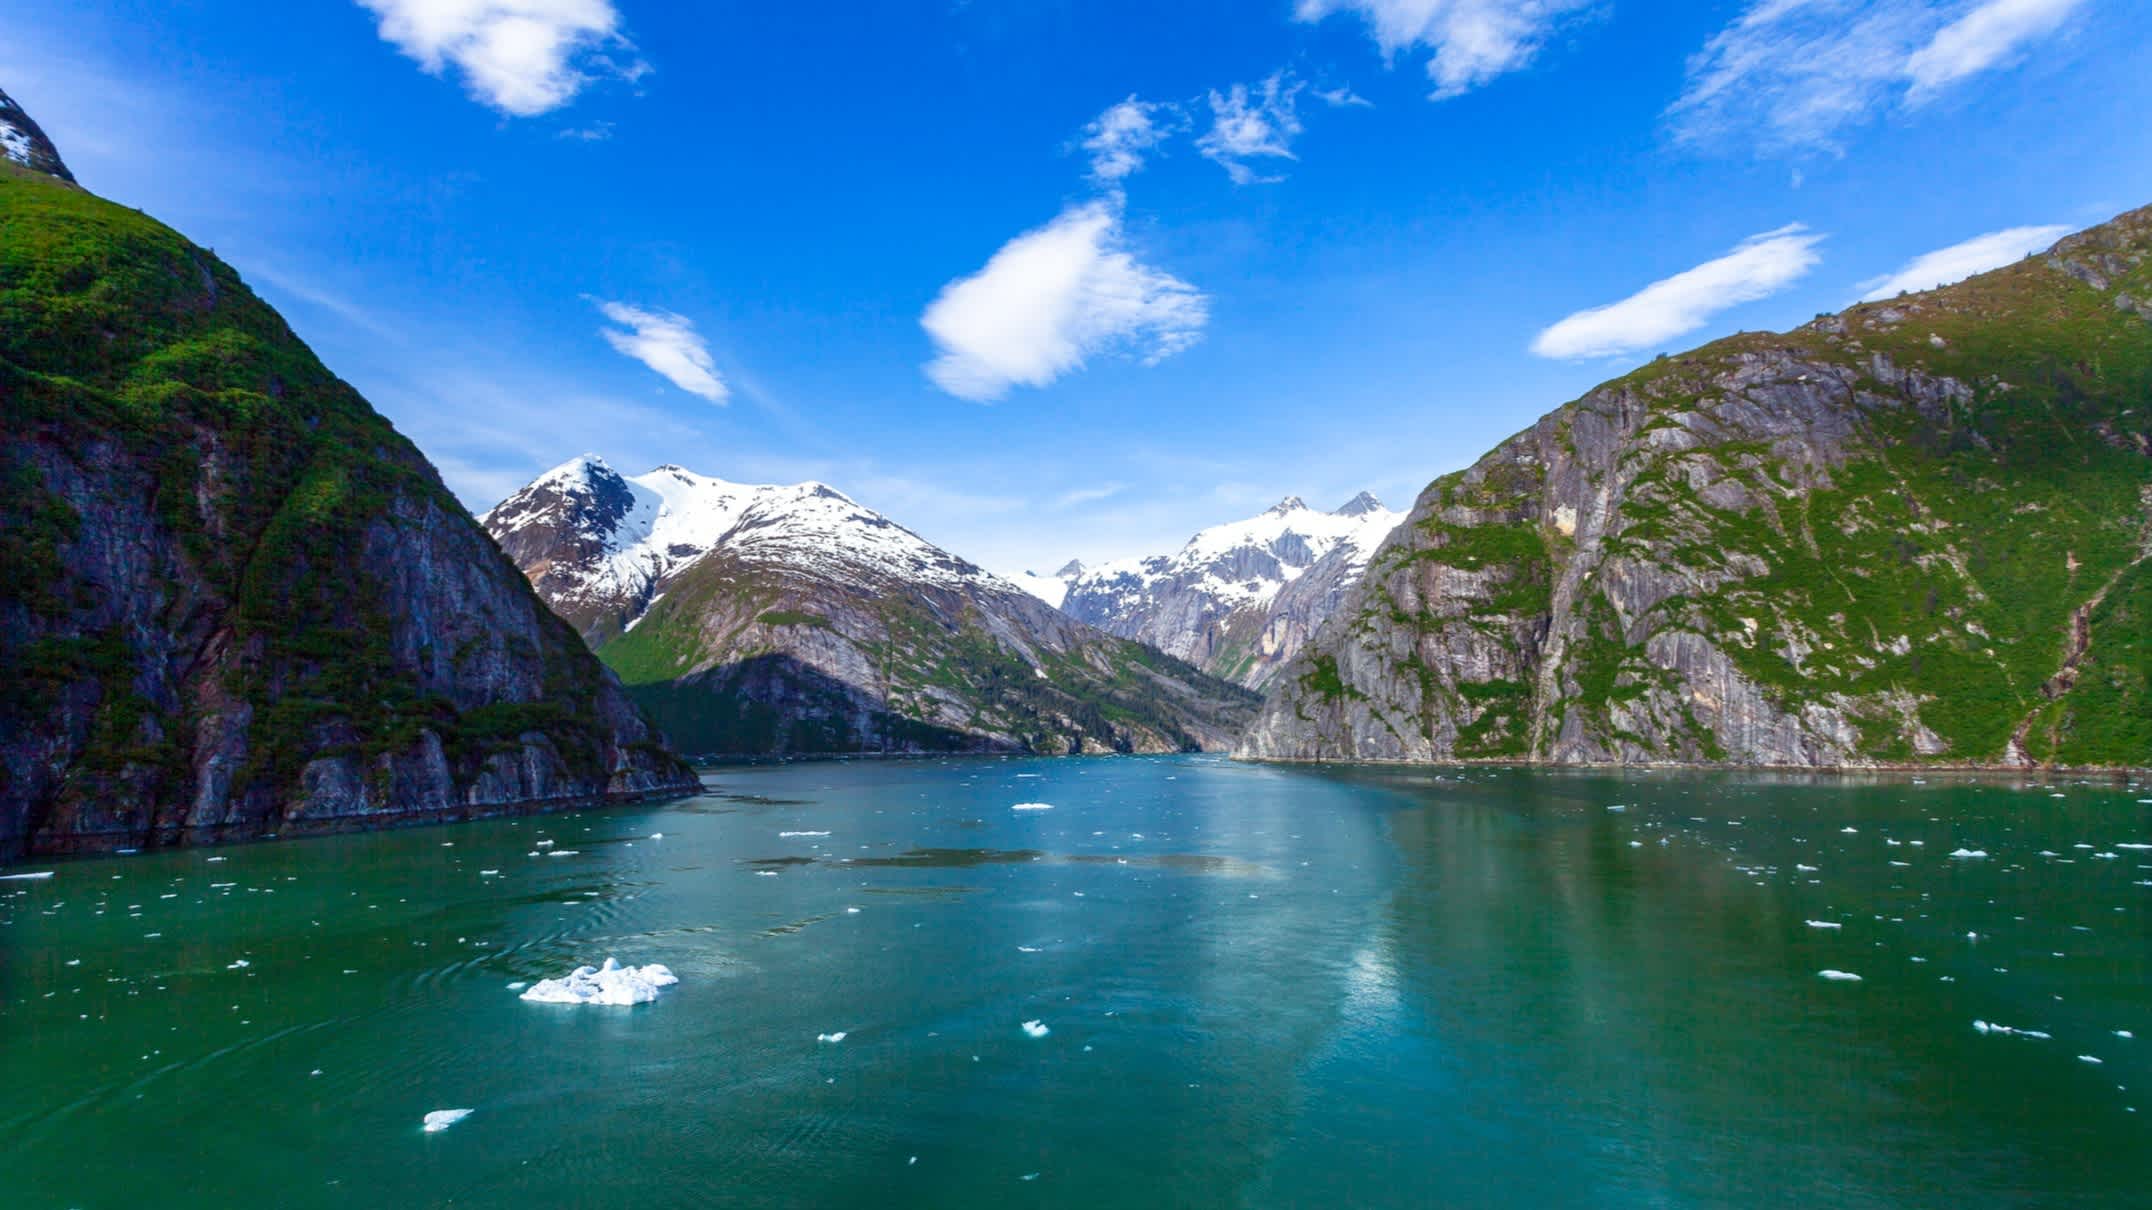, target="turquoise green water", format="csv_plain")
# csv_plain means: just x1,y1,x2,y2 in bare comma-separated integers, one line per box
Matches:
2,757,2146,1207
